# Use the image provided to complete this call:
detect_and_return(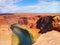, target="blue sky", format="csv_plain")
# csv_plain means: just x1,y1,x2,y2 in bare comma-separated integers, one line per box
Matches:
0,0,60,13
15,0,38,6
